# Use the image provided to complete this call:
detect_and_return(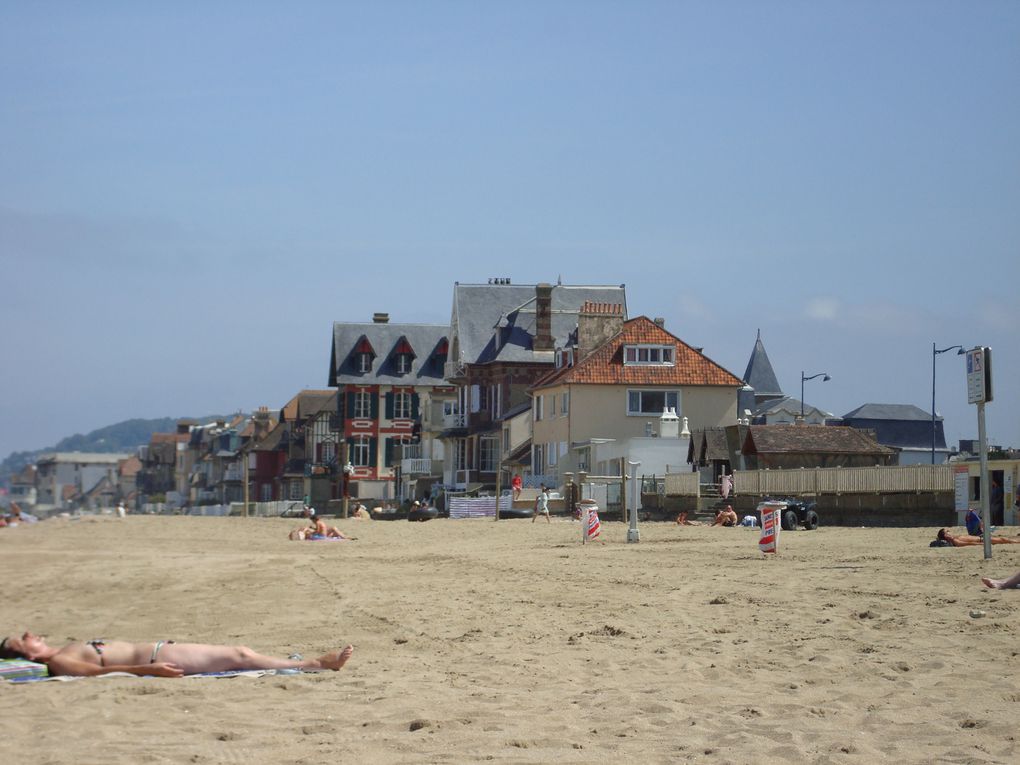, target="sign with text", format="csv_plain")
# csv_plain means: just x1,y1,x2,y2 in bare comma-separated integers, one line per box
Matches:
758,502,781,554
966,347,992,404
954,466,970,513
